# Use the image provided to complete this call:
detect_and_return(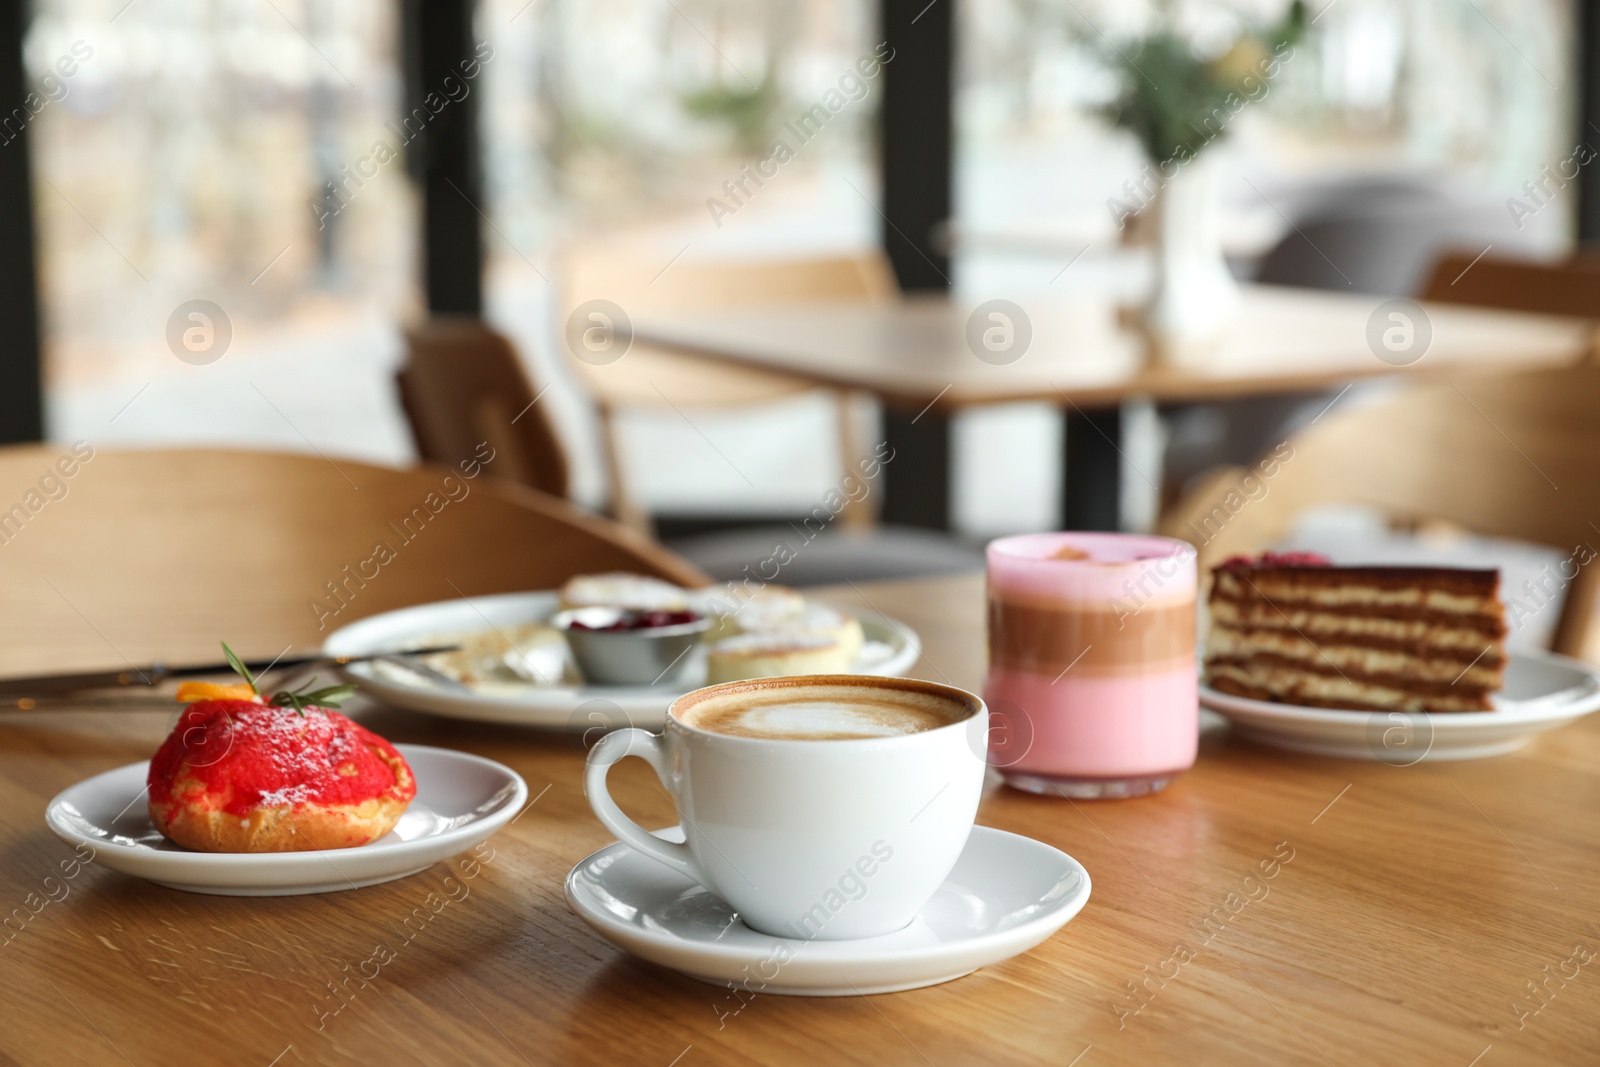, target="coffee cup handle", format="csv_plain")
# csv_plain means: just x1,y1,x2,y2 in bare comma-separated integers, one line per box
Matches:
584,728,701,881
